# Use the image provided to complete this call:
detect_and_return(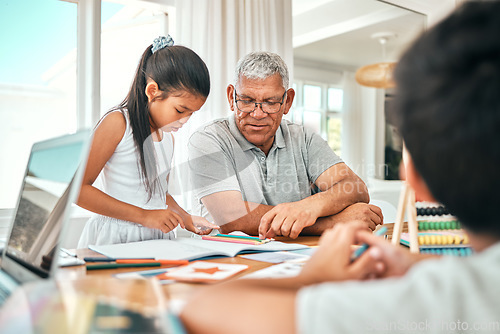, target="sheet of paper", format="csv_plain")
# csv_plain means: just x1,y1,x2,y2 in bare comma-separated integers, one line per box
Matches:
242,261,305,279
240,251,310,264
